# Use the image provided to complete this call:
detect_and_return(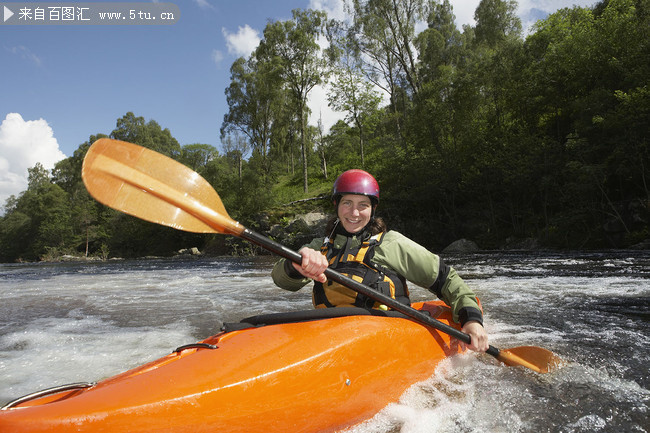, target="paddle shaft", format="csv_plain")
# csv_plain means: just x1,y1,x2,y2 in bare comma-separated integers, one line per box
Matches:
241,228,500,358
